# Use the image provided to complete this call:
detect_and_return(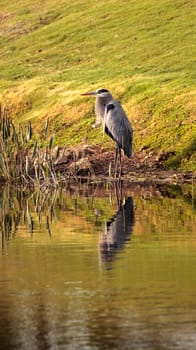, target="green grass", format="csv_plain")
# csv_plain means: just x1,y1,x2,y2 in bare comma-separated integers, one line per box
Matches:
0,0,195,170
